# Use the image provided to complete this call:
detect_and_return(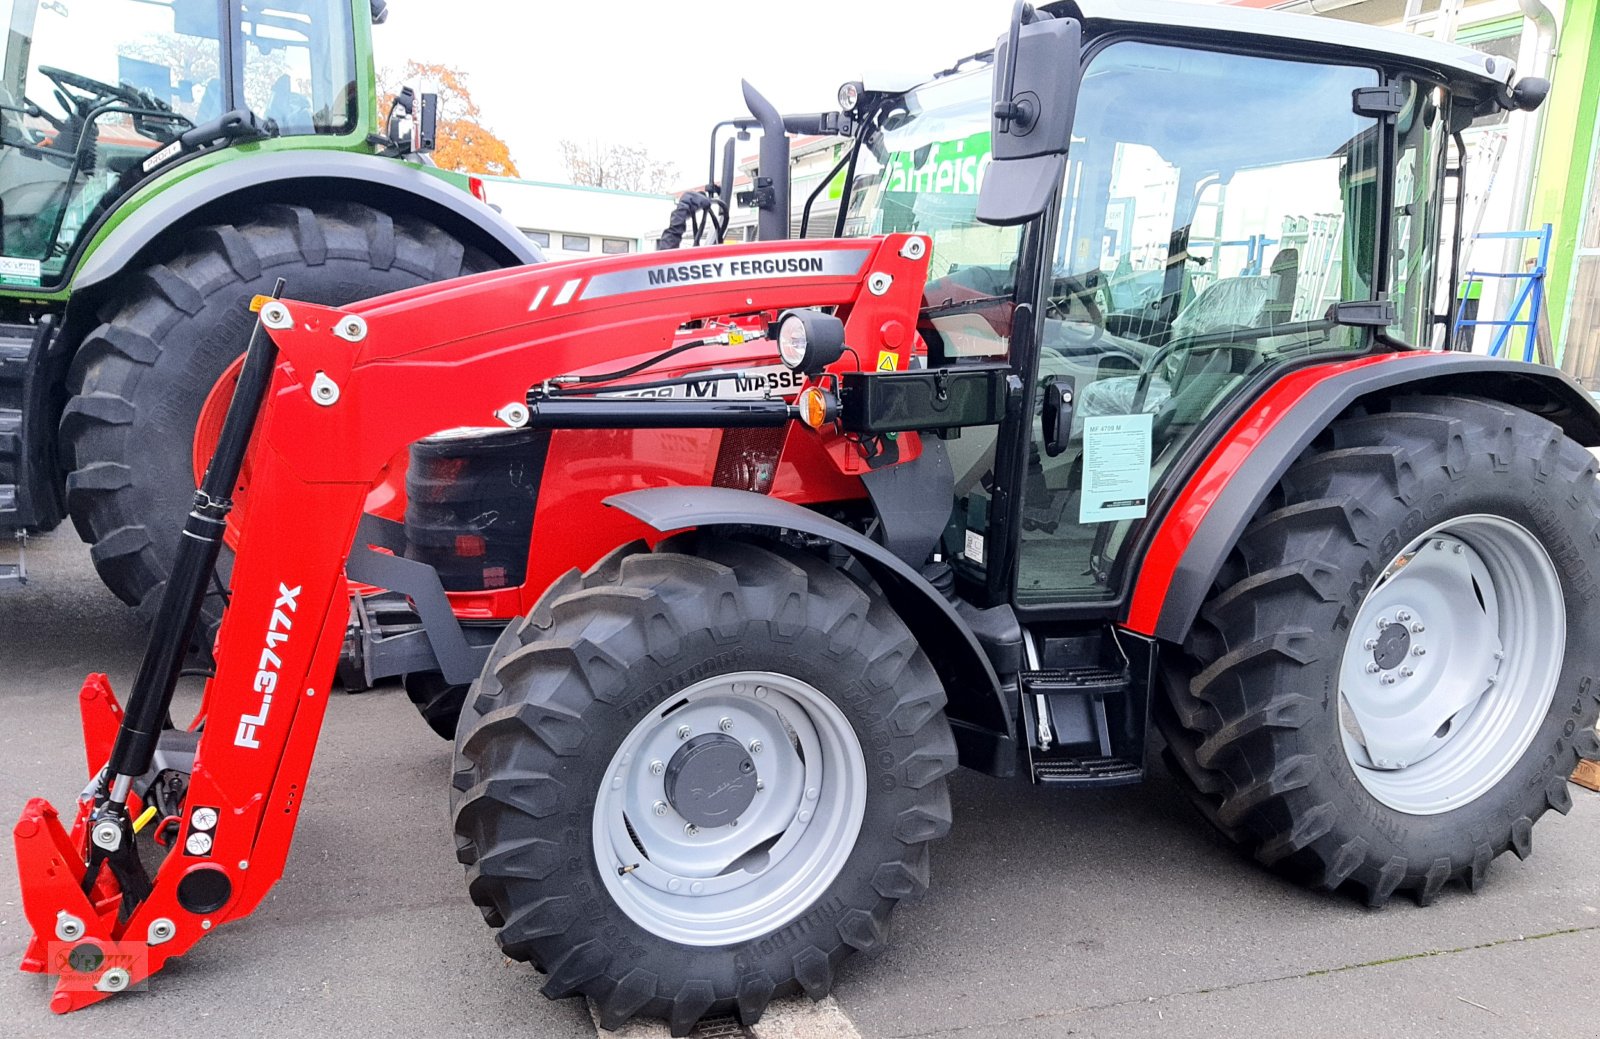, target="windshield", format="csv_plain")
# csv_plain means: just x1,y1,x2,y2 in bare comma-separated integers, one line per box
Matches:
0,0,356,286
845,66,1022,360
